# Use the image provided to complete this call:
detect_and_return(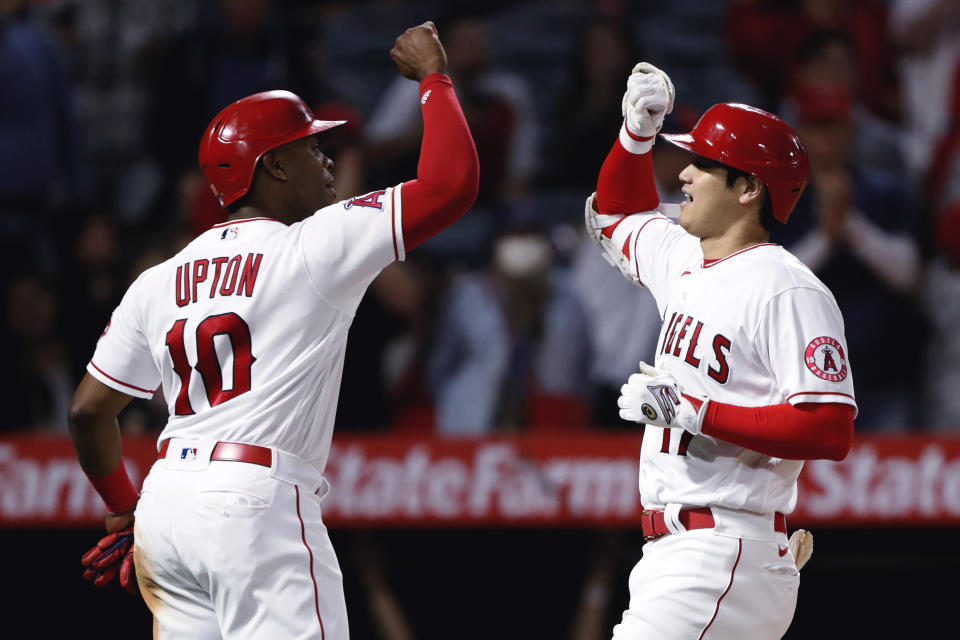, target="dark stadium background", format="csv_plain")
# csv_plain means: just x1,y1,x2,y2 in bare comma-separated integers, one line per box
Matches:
2,0,958,637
